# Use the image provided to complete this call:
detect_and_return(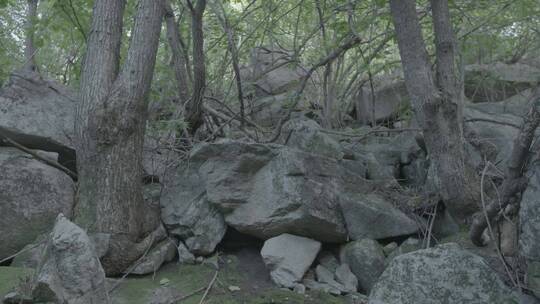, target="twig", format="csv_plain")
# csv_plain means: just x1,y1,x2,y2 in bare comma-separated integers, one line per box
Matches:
0,129,77,179
172,286,206,303
0,238,47,265
198,270,218,304
321,127,421,139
